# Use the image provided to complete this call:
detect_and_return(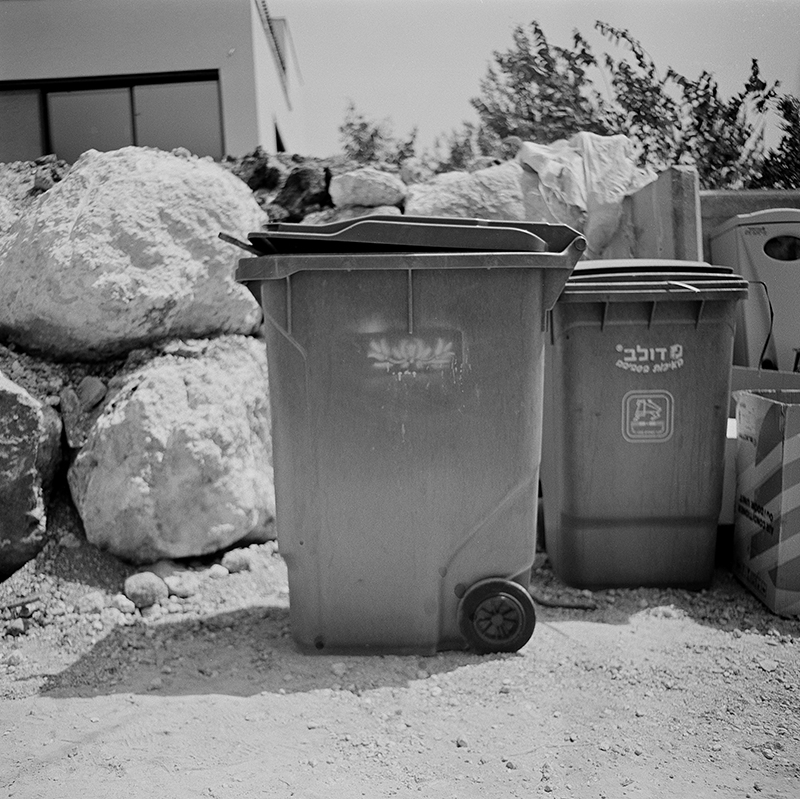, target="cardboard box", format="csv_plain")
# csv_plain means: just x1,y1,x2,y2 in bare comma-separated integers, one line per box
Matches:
729,365,800,416
733,390,800,617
